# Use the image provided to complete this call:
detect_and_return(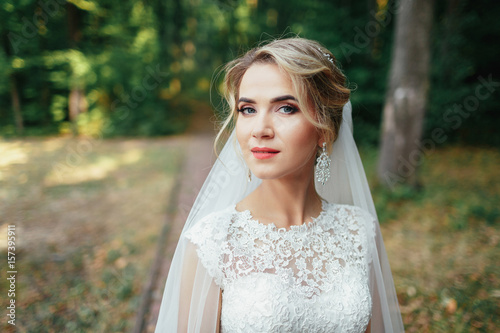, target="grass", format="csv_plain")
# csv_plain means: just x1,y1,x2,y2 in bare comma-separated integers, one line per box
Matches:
0,137,498,332
362,145,500,332
0,136,185,332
